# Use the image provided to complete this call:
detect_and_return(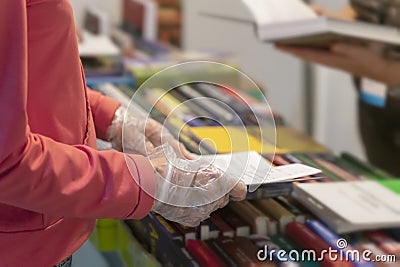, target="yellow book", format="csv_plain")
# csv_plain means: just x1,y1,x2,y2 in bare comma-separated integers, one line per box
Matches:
248,126,329,153
189,126,286,154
